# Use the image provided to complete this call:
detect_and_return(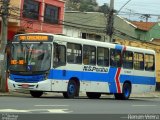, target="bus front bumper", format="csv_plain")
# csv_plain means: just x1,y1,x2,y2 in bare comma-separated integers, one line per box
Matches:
8,79,52,92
